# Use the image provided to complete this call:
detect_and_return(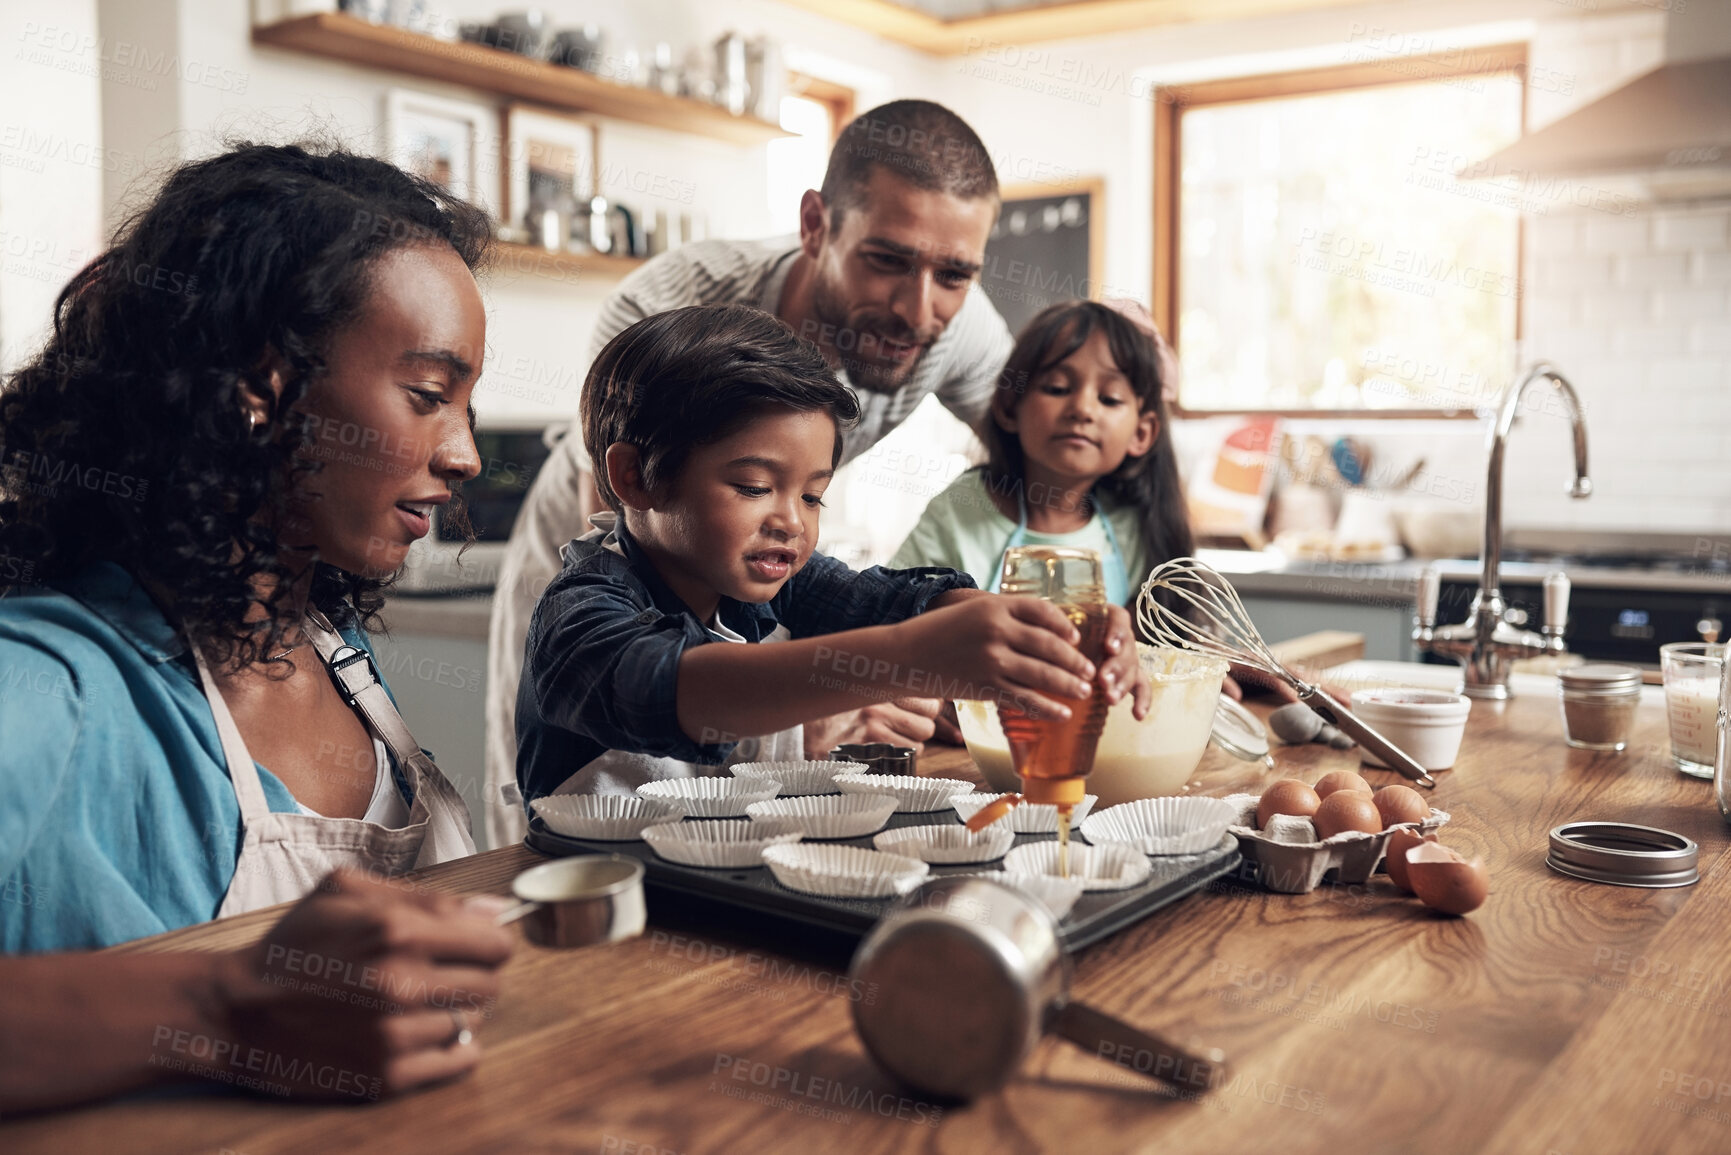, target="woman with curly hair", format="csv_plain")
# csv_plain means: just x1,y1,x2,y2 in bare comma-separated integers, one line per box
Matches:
0,142,514,1110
